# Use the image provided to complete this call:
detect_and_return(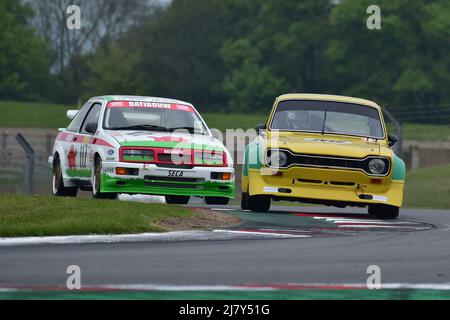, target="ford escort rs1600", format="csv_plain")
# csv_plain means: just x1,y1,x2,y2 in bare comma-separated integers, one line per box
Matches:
241,94,405,219
49,96,234,205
